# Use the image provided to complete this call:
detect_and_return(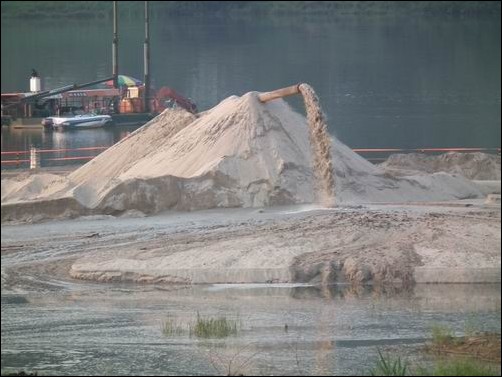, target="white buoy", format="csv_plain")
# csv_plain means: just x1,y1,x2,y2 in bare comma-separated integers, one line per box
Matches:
30,76,41,92
30,146,40,169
